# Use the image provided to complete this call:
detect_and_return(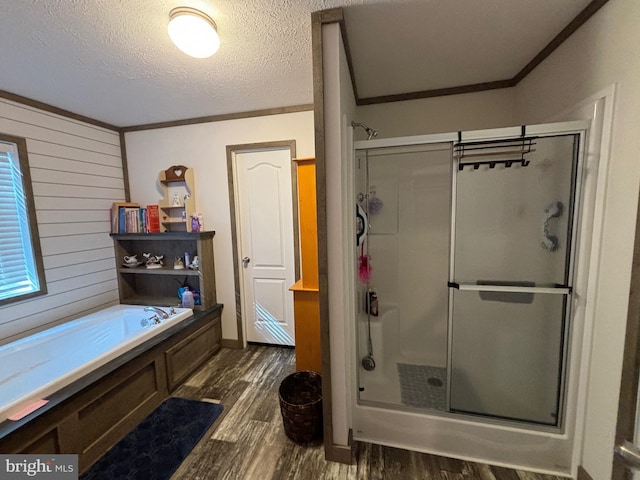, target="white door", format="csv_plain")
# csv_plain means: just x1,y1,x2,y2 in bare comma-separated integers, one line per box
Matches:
235,147,296,346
